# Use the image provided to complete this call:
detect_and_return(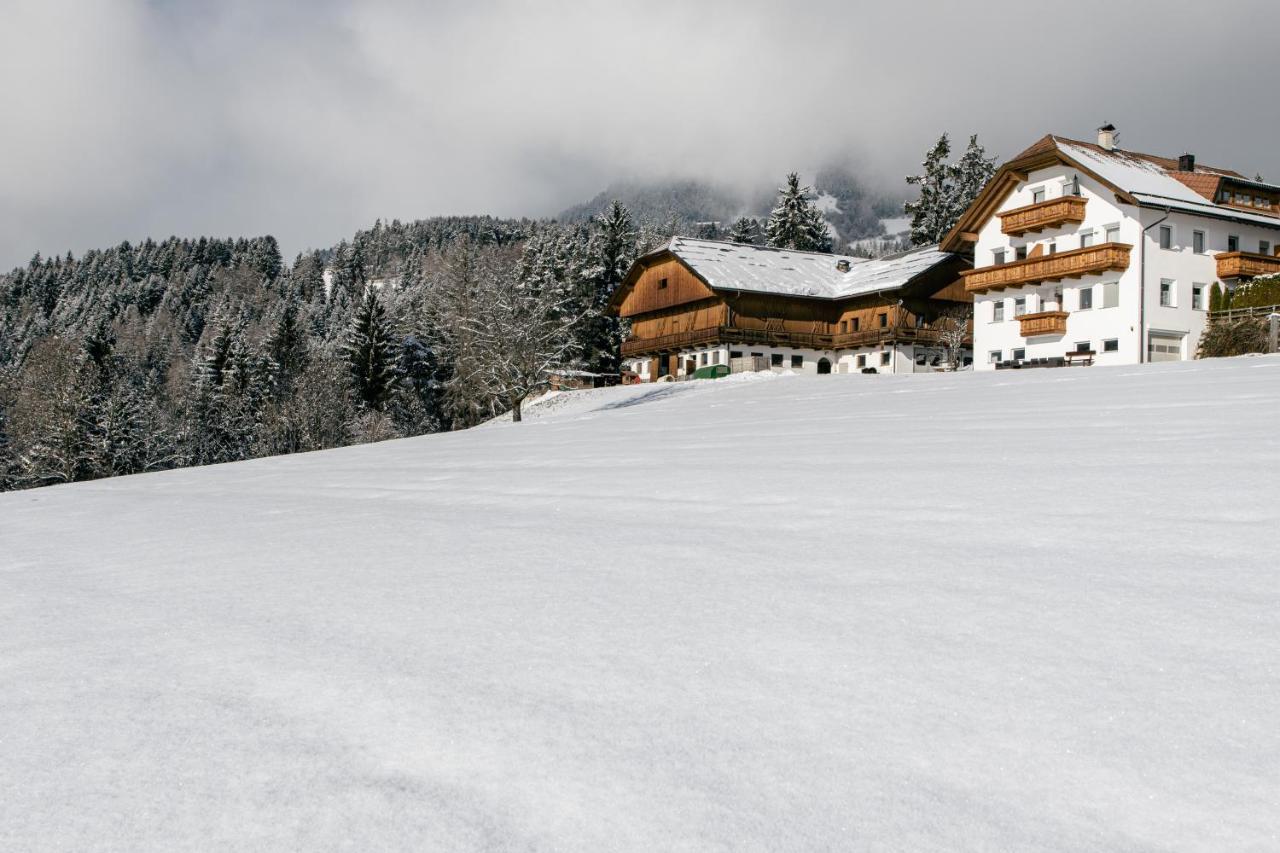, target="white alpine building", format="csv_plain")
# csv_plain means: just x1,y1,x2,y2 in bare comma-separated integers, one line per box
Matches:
943,125,1280,368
